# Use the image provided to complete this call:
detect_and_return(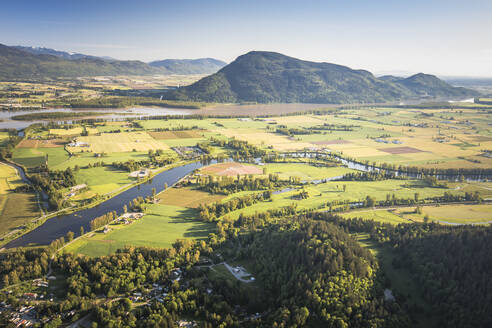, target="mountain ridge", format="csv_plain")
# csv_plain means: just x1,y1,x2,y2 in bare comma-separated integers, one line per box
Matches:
164,51,478,103
12,45,115,61
0,44,226,79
